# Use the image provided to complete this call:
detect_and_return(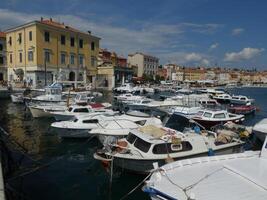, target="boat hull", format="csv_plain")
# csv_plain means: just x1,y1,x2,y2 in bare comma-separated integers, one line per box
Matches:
253,130,267,143
99,144,242,174
29,106,54,118
192,118,244,129
54,128,91,138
